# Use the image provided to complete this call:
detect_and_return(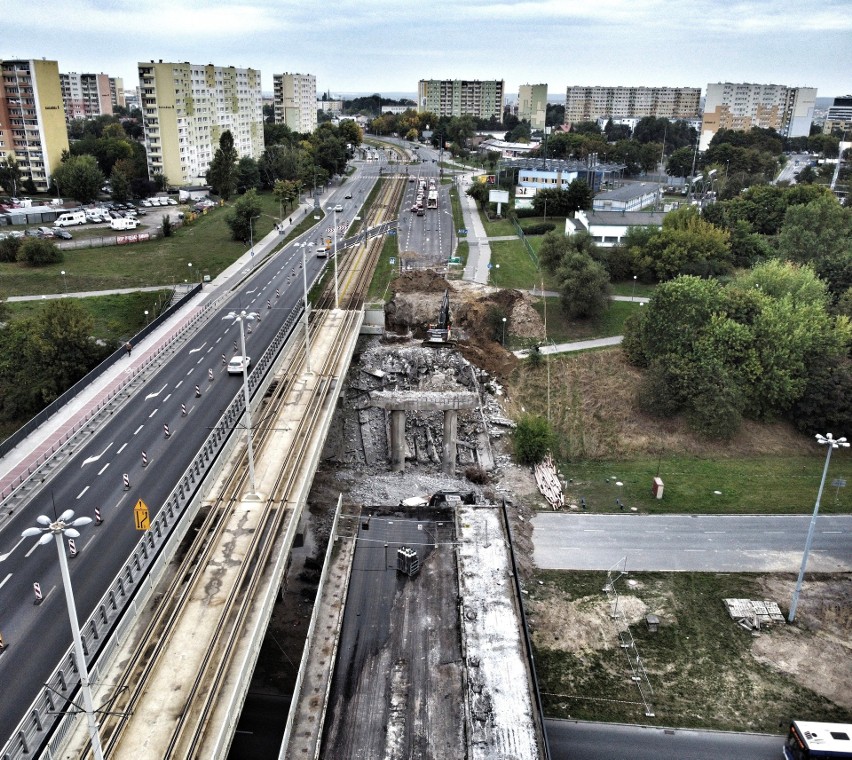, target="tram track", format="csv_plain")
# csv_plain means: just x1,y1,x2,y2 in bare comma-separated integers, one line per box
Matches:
80,176,405,758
